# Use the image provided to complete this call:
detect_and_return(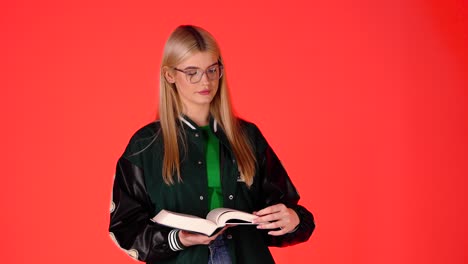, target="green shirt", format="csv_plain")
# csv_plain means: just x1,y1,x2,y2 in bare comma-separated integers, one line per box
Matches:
200,125,223,210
